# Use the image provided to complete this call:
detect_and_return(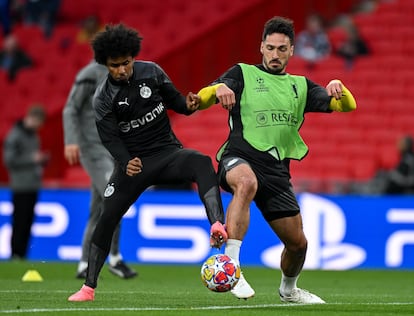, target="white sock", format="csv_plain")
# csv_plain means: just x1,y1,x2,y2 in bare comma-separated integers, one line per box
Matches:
225,239,242,265
77,261,88,273
109,253,123,266
280,272,298,295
